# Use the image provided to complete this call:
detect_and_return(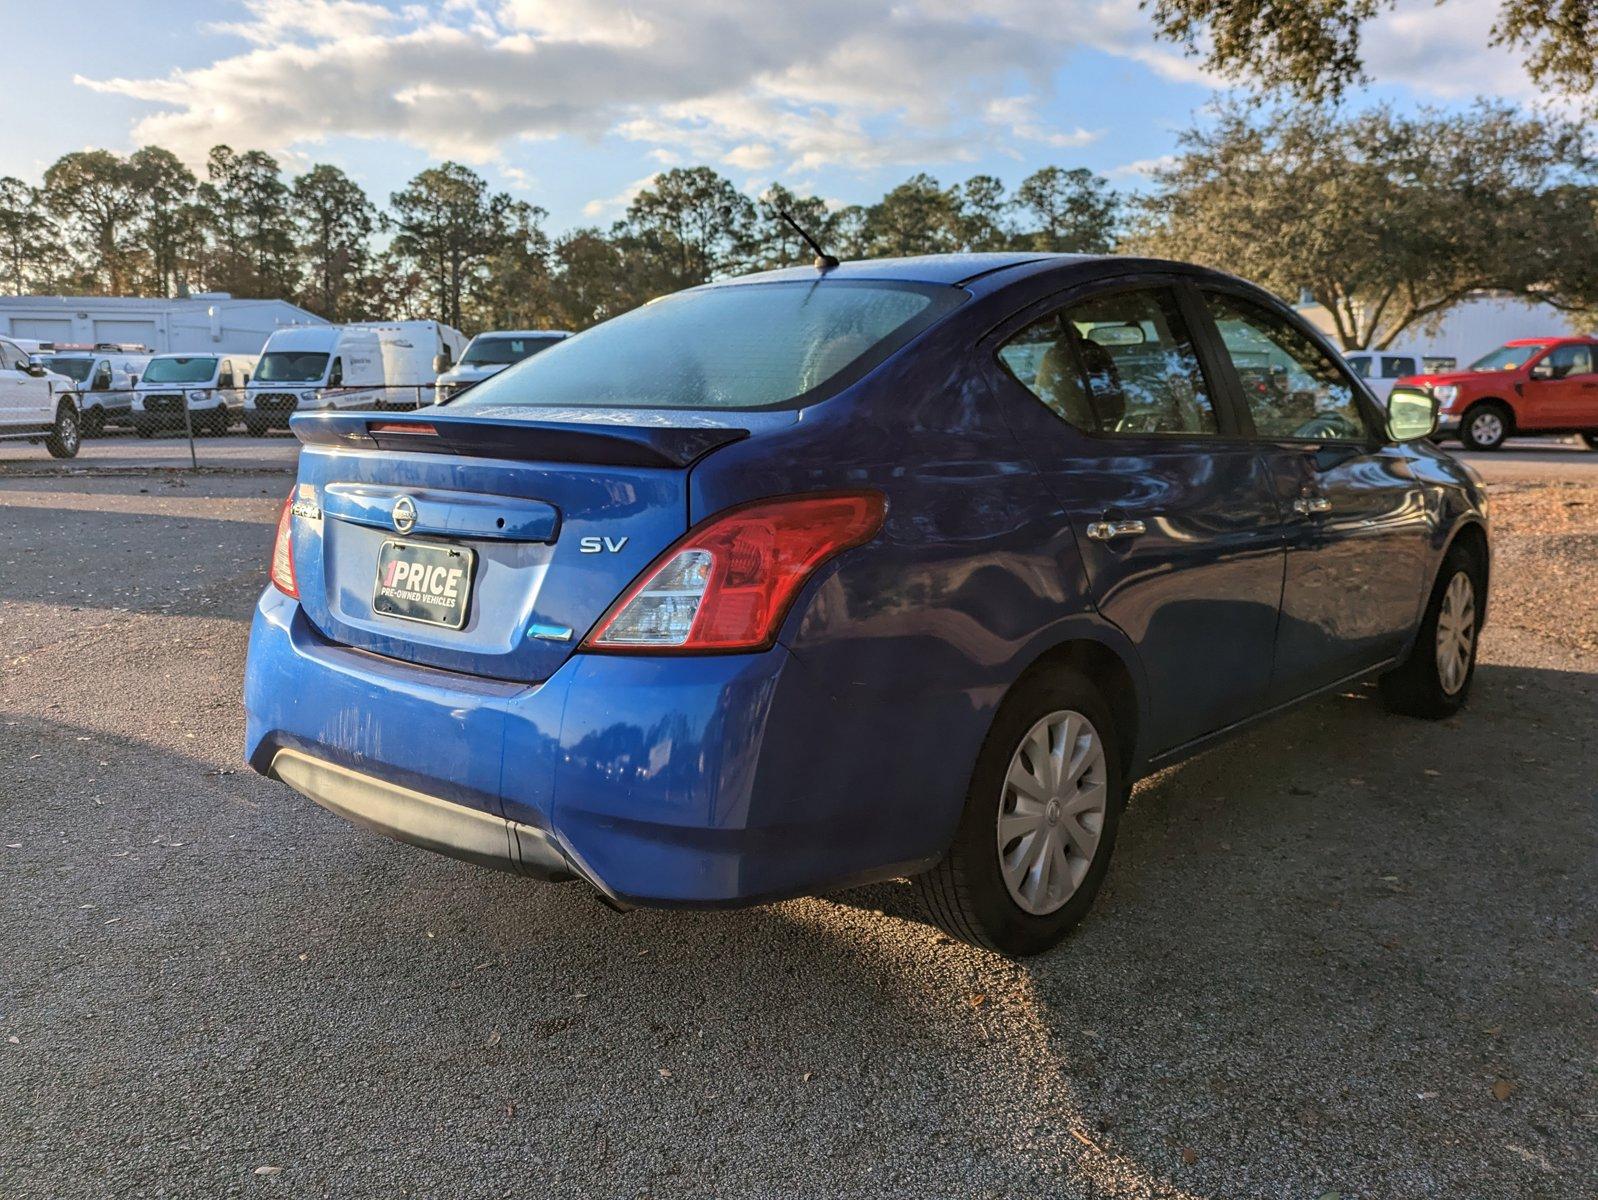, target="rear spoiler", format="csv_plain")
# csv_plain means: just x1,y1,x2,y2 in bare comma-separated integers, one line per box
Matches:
290,411,749,469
